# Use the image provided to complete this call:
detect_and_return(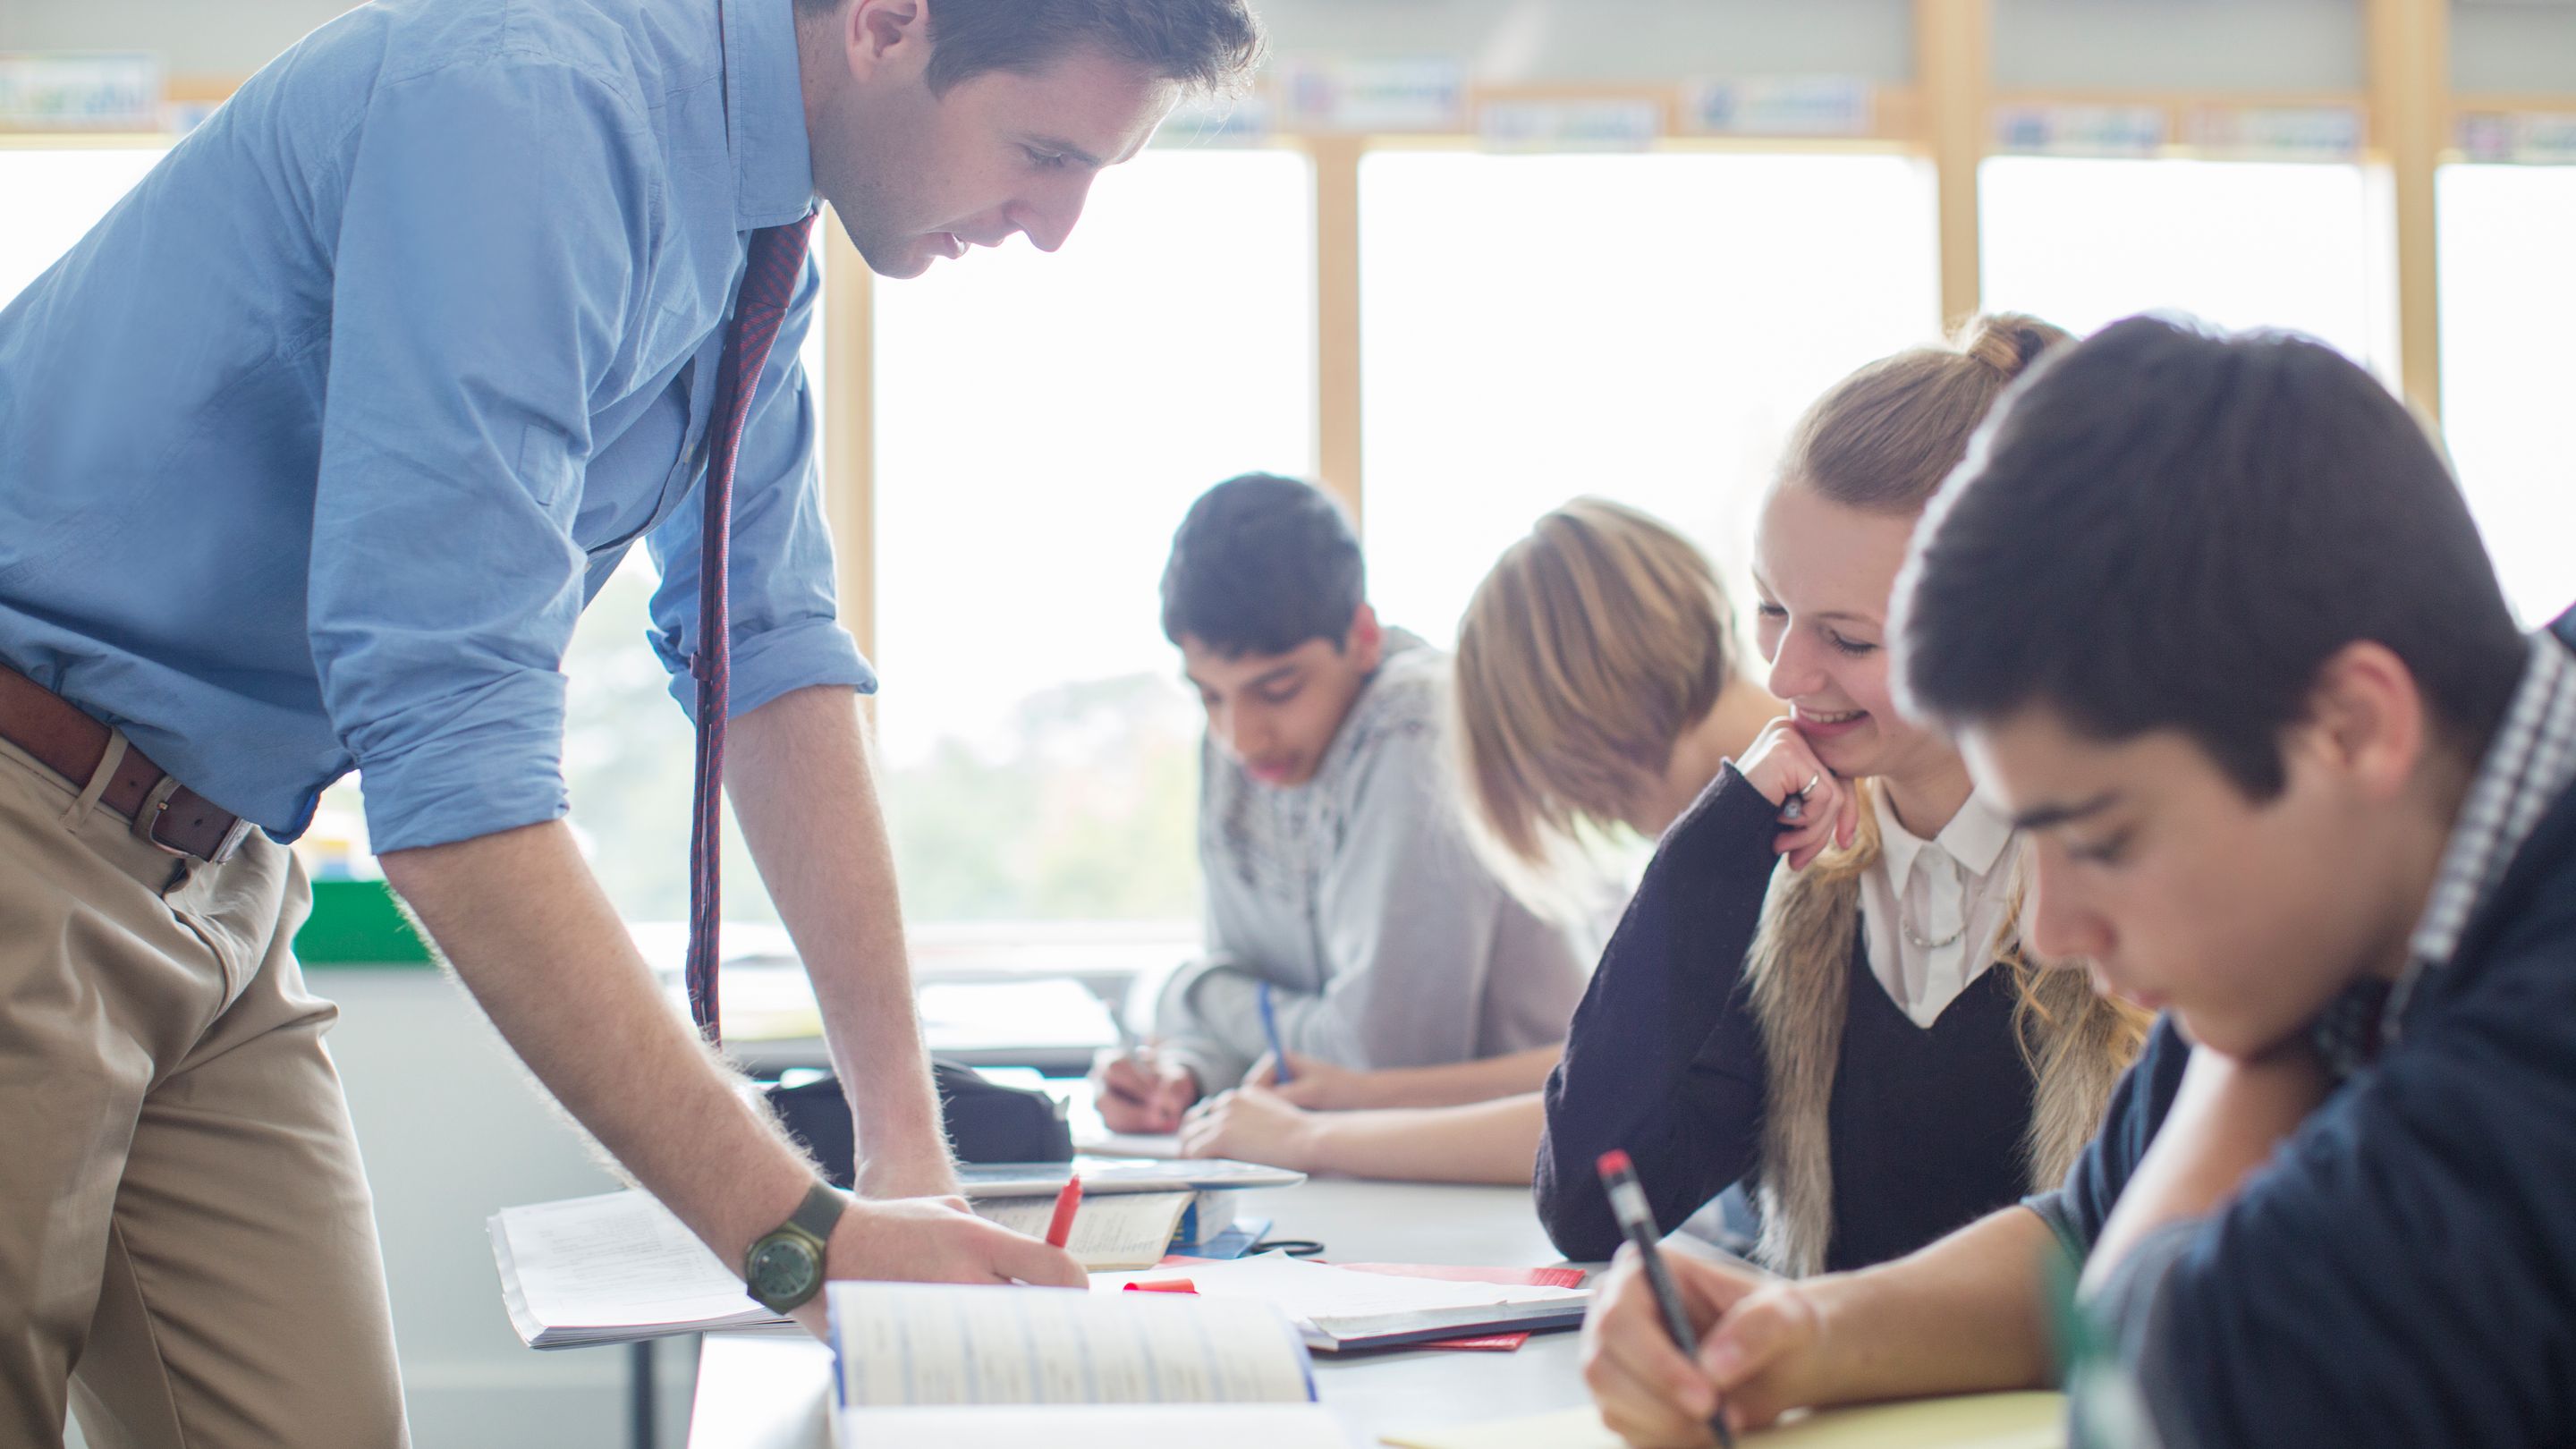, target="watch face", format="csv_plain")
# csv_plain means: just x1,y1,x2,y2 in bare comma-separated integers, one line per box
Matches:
748,1235,820,1307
